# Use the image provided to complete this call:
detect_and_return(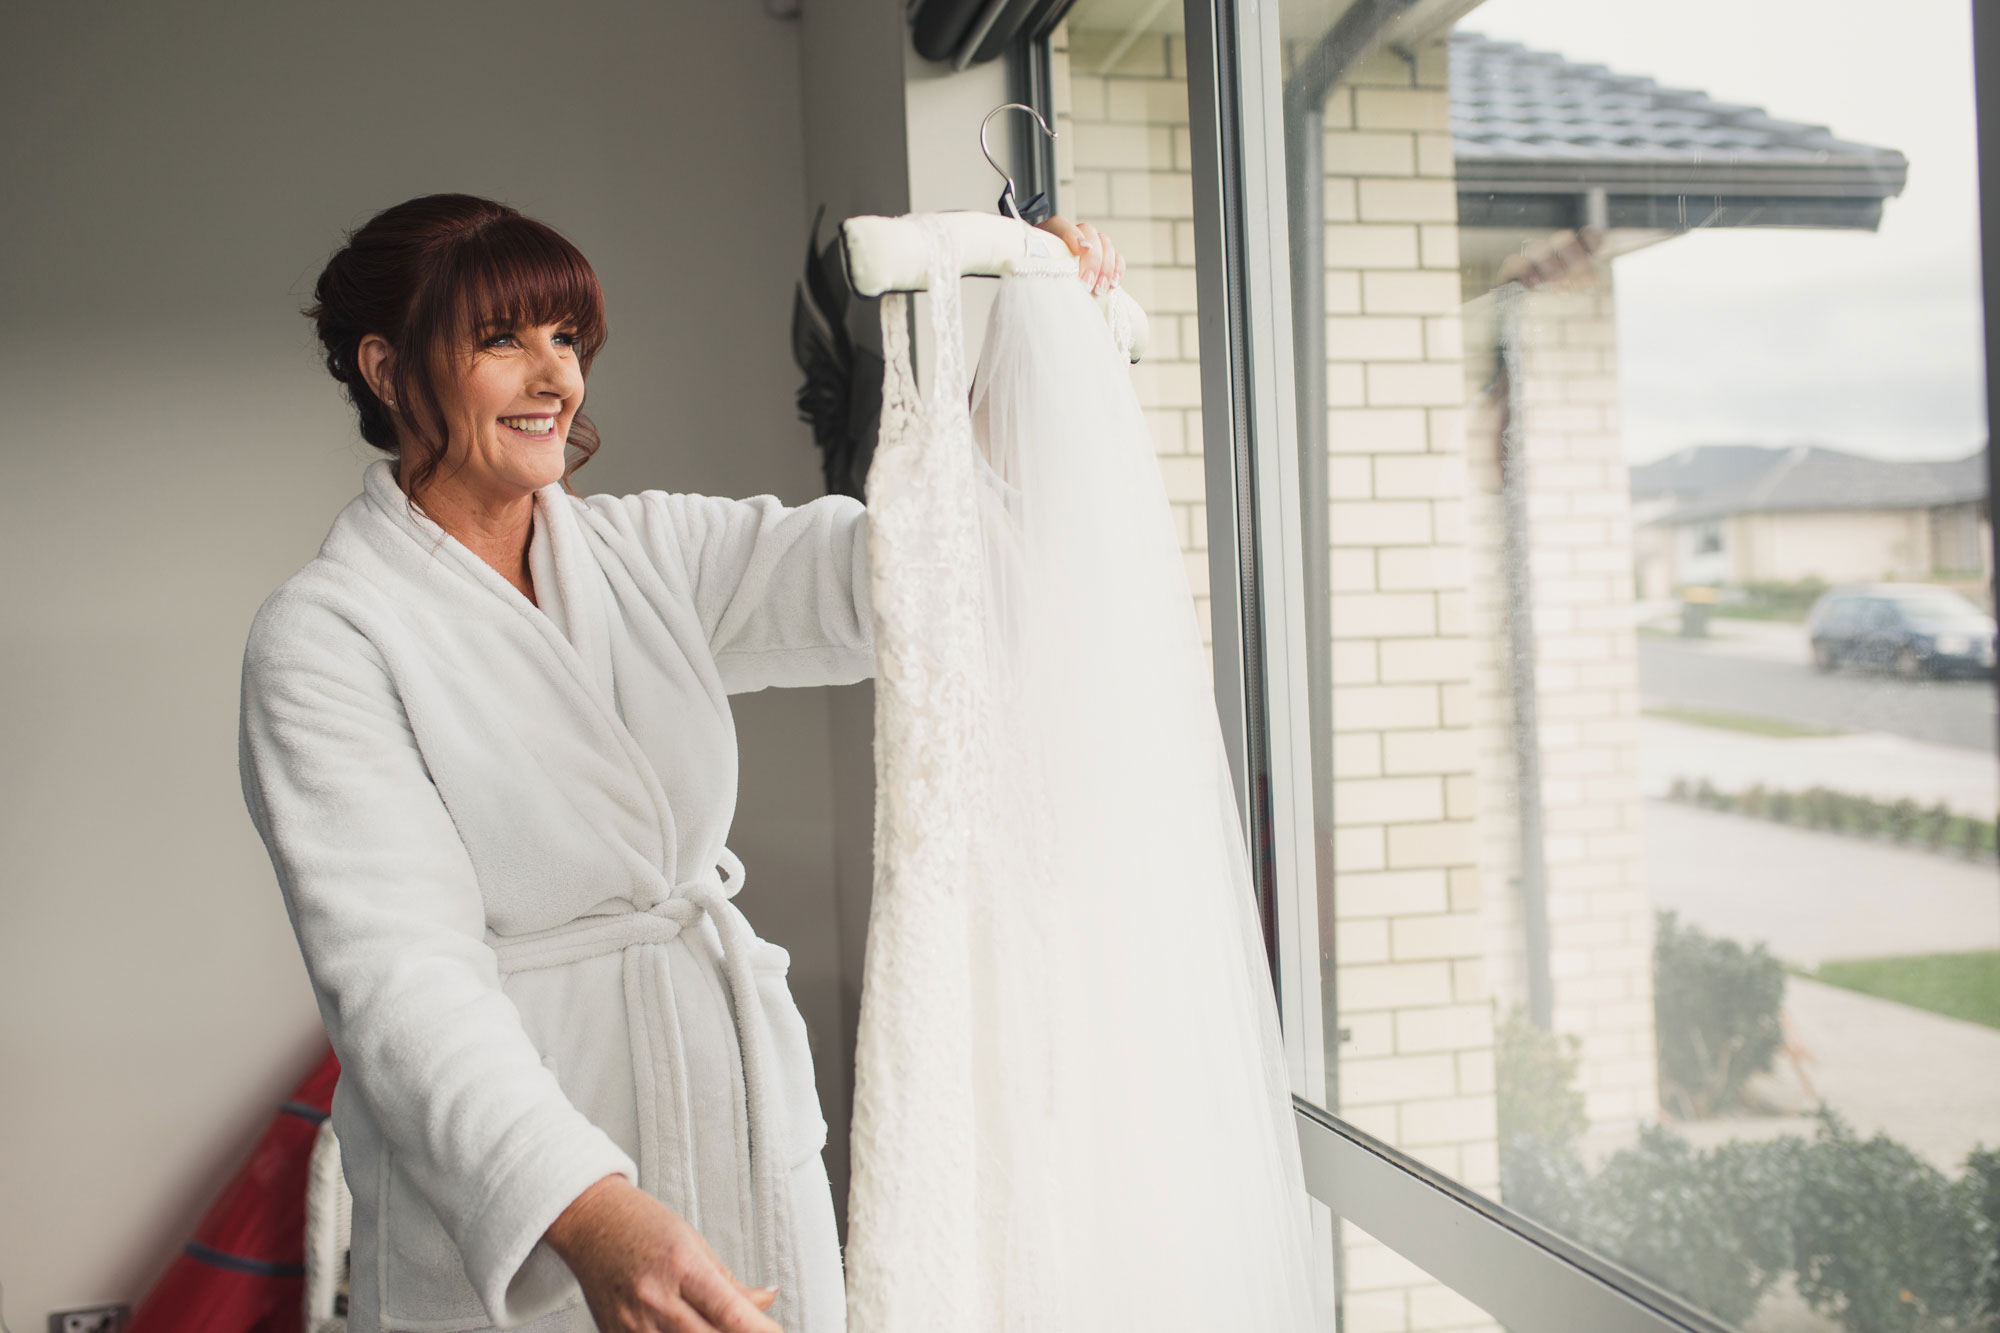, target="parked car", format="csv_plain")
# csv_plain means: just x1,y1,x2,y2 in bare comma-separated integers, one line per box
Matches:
1806,584,1997,678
